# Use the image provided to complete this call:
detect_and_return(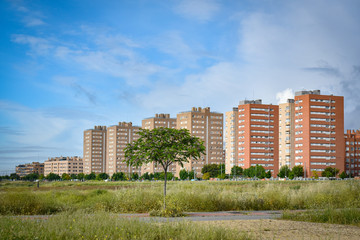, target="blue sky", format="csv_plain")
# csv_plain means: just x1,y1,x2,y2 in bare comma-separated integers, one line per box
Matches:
1,0,360,173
